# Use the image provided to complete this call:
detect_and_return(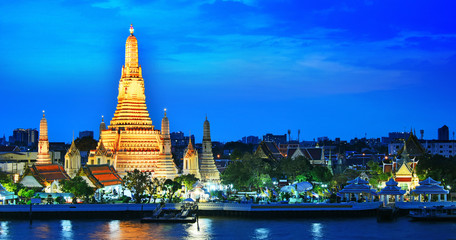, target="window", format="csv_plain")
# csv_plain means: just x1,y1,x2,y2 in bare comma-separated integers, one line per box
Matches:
107,159,110,165
440,145,443,148
91,160,94,165
97,158,101,164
